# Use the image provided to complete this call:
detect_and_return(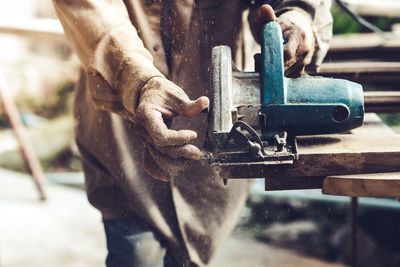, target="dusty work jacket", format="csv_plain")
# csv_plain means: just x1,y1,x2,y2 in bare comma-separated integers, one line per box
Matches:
53,0,332,265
